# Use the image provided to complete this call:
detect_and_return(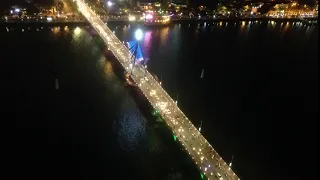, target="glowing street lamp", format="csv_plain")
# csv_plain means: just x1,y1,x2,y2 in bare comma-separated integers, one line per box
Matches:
198,121,202,132
228,155,234,170
135,29,143,41
74,27,81,35
175,94,179,104
107,1,113,7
